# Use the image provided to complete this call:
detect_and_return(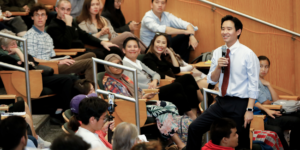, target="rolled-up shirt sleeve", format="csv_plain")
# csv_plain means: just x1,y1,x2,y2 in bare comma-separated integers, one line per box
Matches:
168,13,198,31
247,51,260,99
143,16,167,33
207,50,218,85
